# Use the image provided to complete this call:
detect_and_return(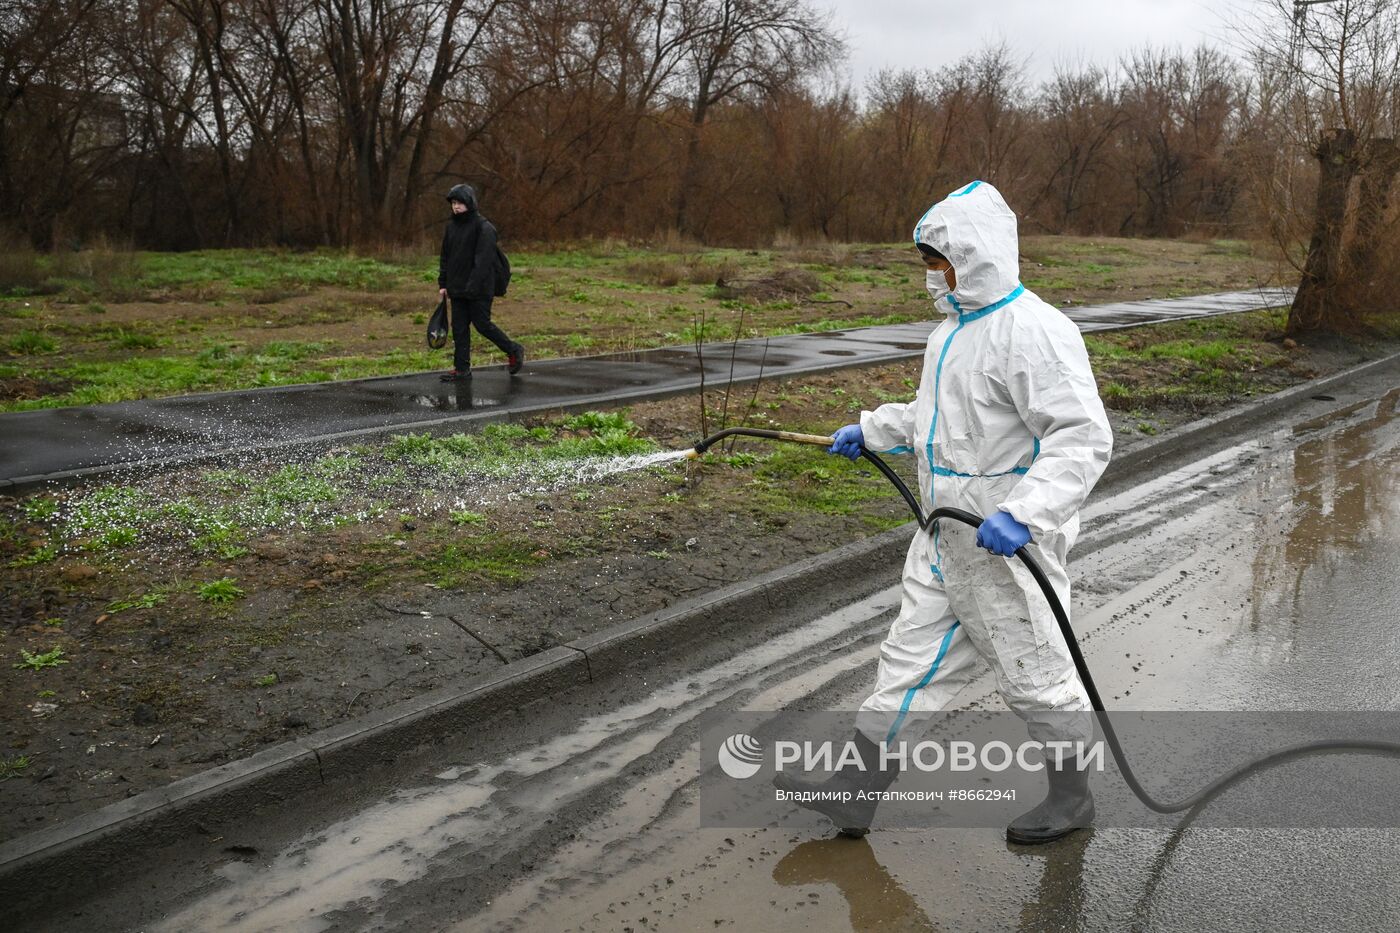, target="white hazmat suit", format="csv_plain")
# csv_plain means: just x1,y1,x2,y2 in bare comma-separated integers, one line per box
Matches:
855,180,1113,748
